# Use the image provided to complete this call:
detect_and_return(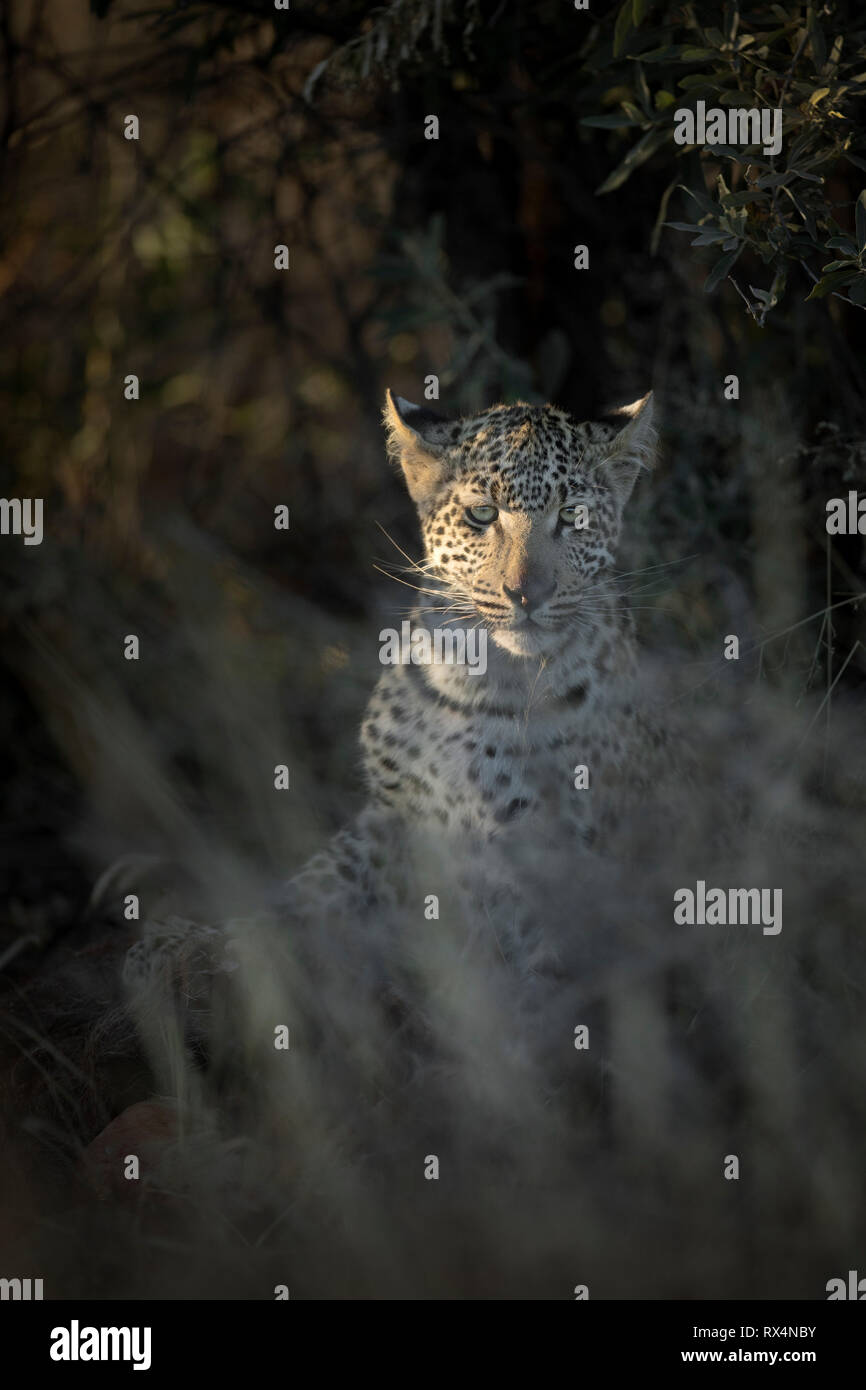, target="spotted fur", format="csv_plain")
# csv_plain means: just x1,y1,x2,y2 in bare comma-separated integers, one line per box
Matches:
362,389,658,834
123,389,662,986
